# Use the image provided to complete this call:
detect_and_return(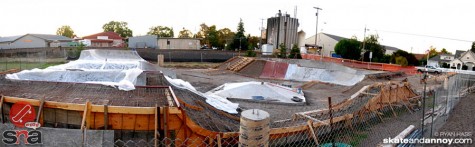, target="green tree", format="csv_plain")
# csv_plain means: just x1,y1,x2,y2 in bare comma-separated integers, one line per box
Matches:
288,44,302,59
426,46,438,59
334,38,362,60
178,28,193,38
207,25,219,48
279,43,287,58
217,28,235,49
440,48,451,54
362,34,385,62
231,19,248,50
102,21,133,38
471,42,475,53
247,35,260,50
390,50,419,66
395,56,408,66
245,44,257,57
147,26,174,37
56,25,75,38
